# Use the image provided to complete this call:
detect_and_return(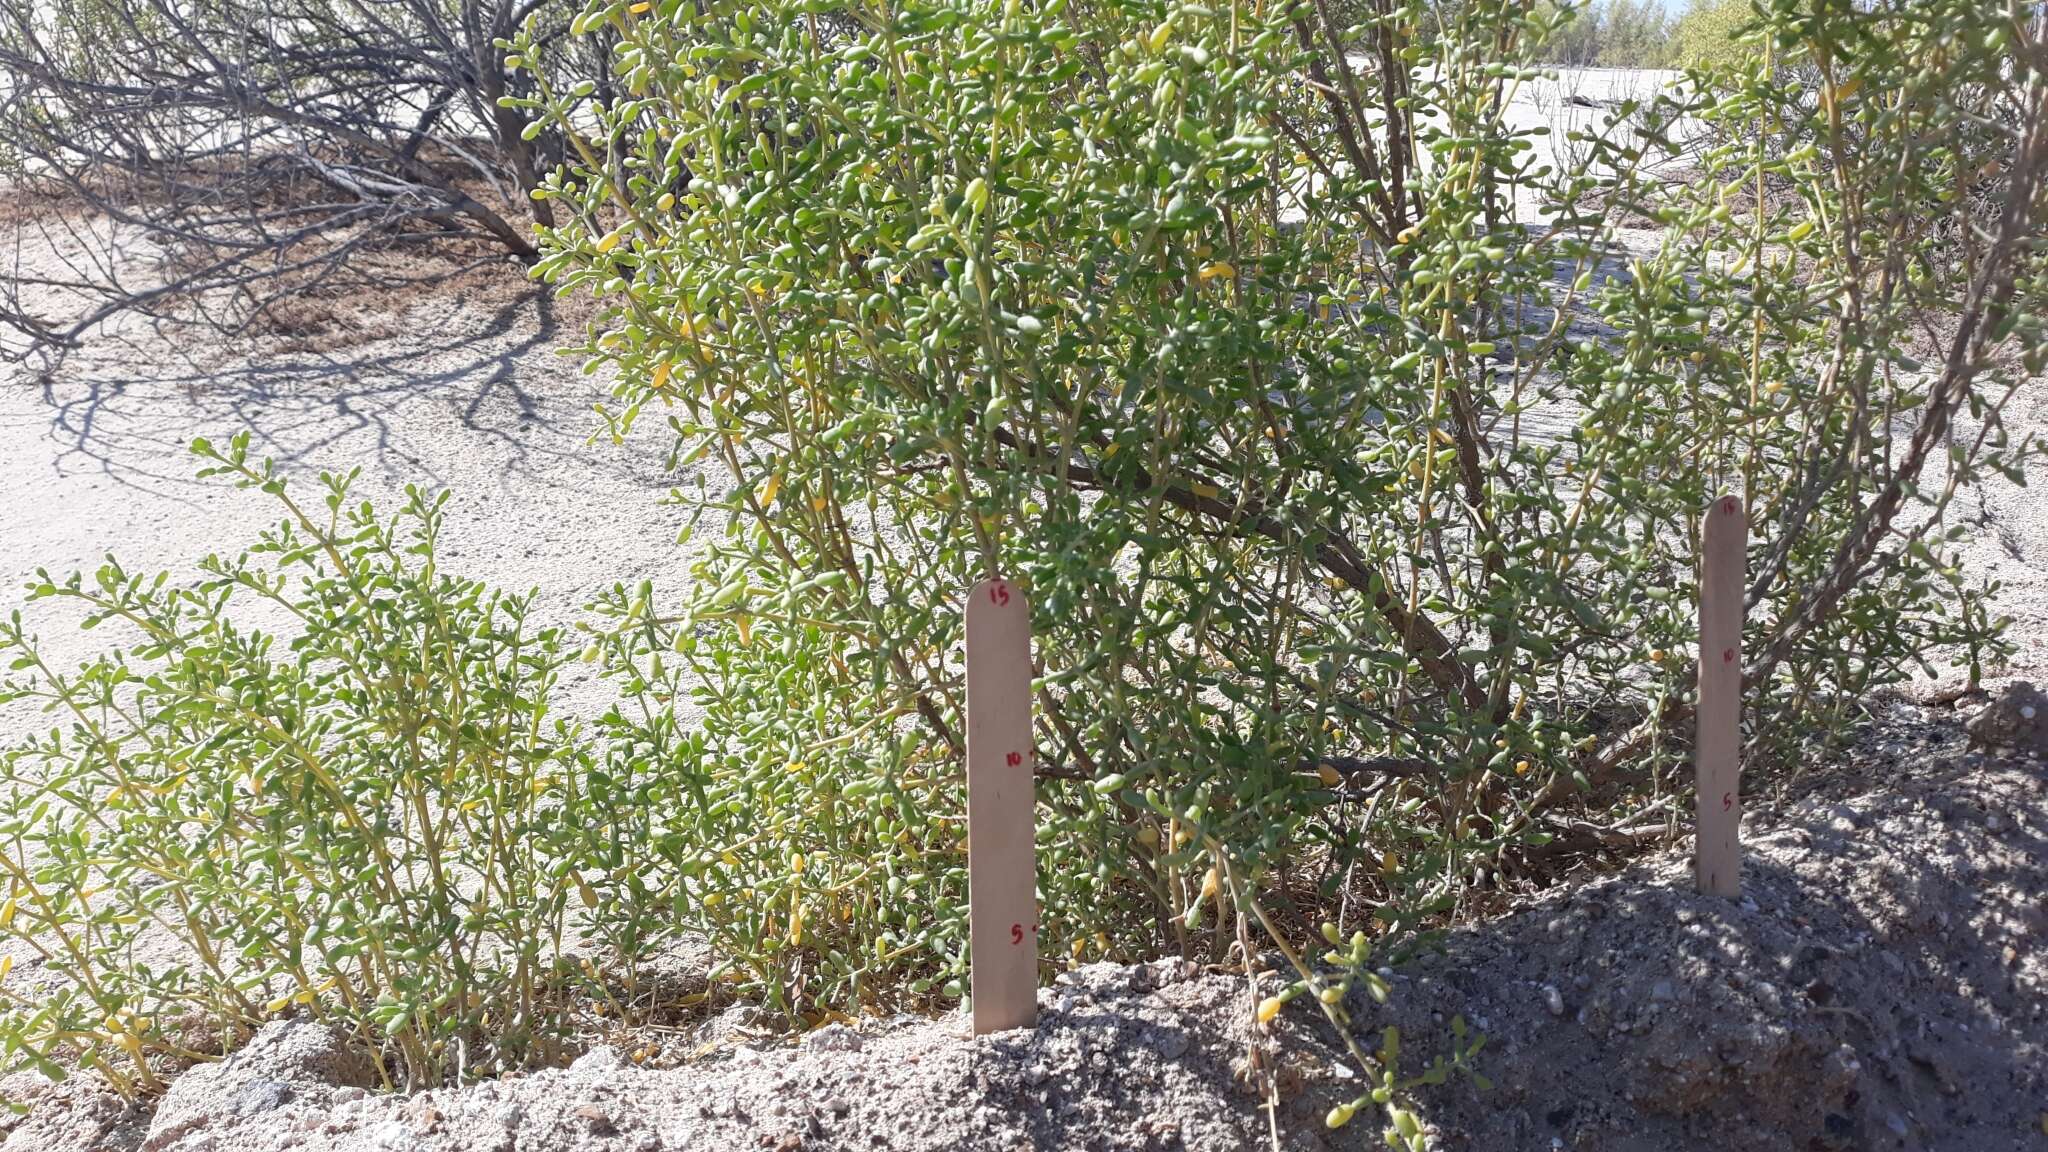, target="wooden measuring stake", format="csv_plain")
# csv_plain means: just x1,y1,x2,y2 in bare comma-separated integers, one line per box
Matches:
965,576,1037,1034
1696,494,1747,898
